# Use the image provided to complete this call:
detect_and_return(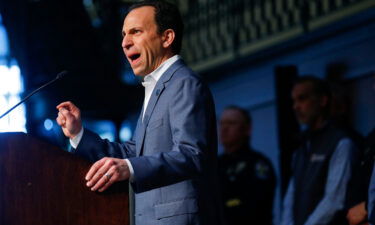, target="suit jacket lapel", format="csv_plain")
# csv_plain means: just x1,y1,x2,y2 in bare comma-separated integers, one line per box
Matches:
135,59,185,156
134,106,144,156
